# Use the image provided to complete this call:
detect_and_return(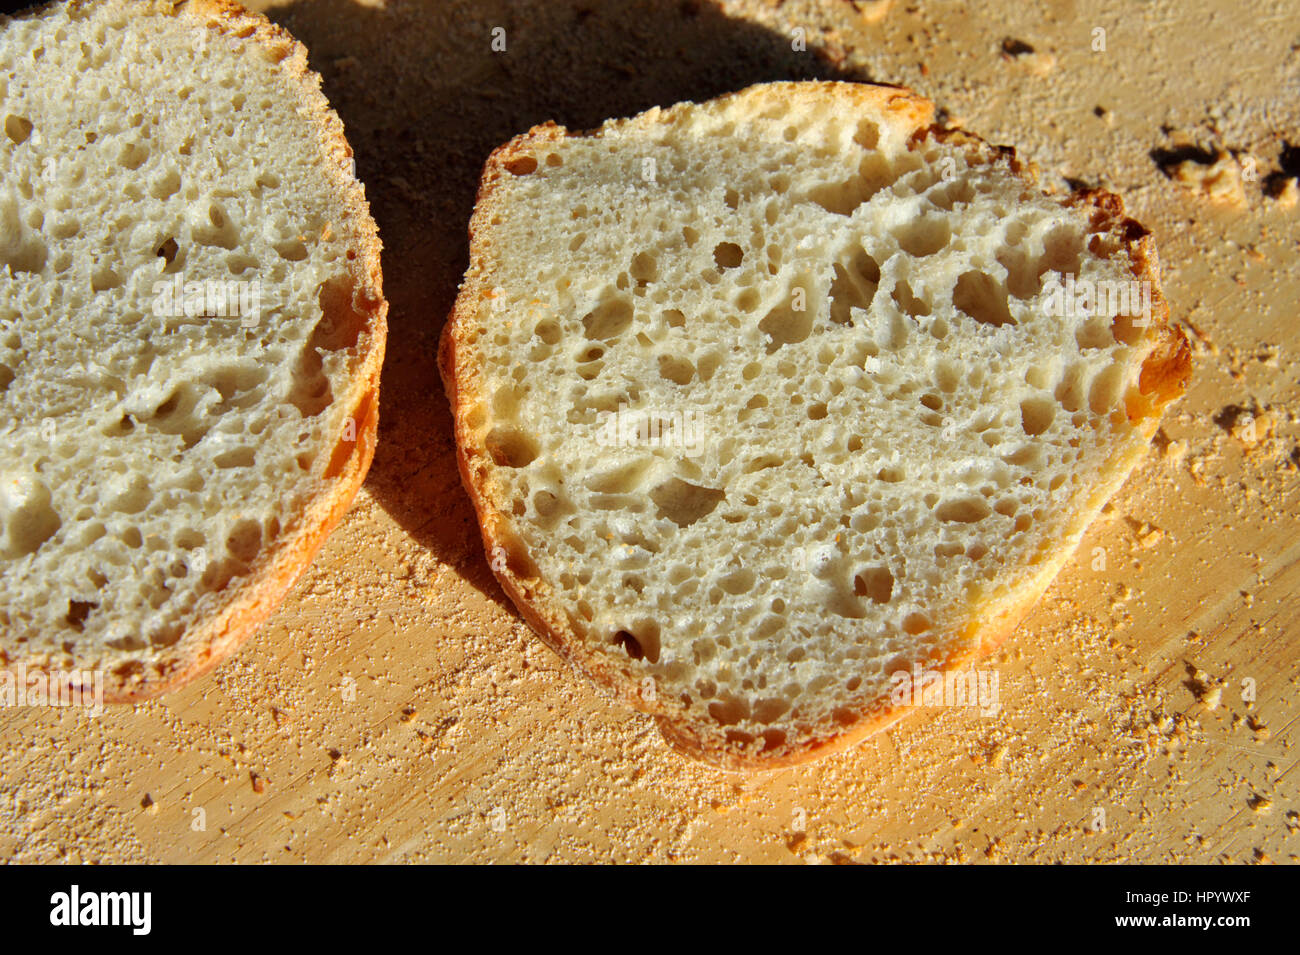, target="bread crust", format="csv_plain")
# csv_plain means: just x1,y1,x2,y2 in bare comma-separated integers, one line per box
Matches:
0,0,388,703
440,81,1189,770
